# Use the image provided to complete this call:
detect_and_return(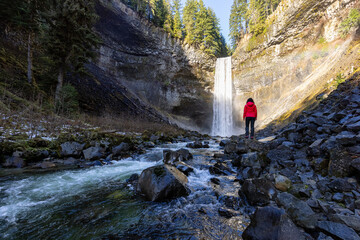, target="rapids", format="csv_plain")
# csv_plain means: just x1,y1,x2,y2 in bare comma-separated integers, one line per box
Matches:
0,142,249,239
